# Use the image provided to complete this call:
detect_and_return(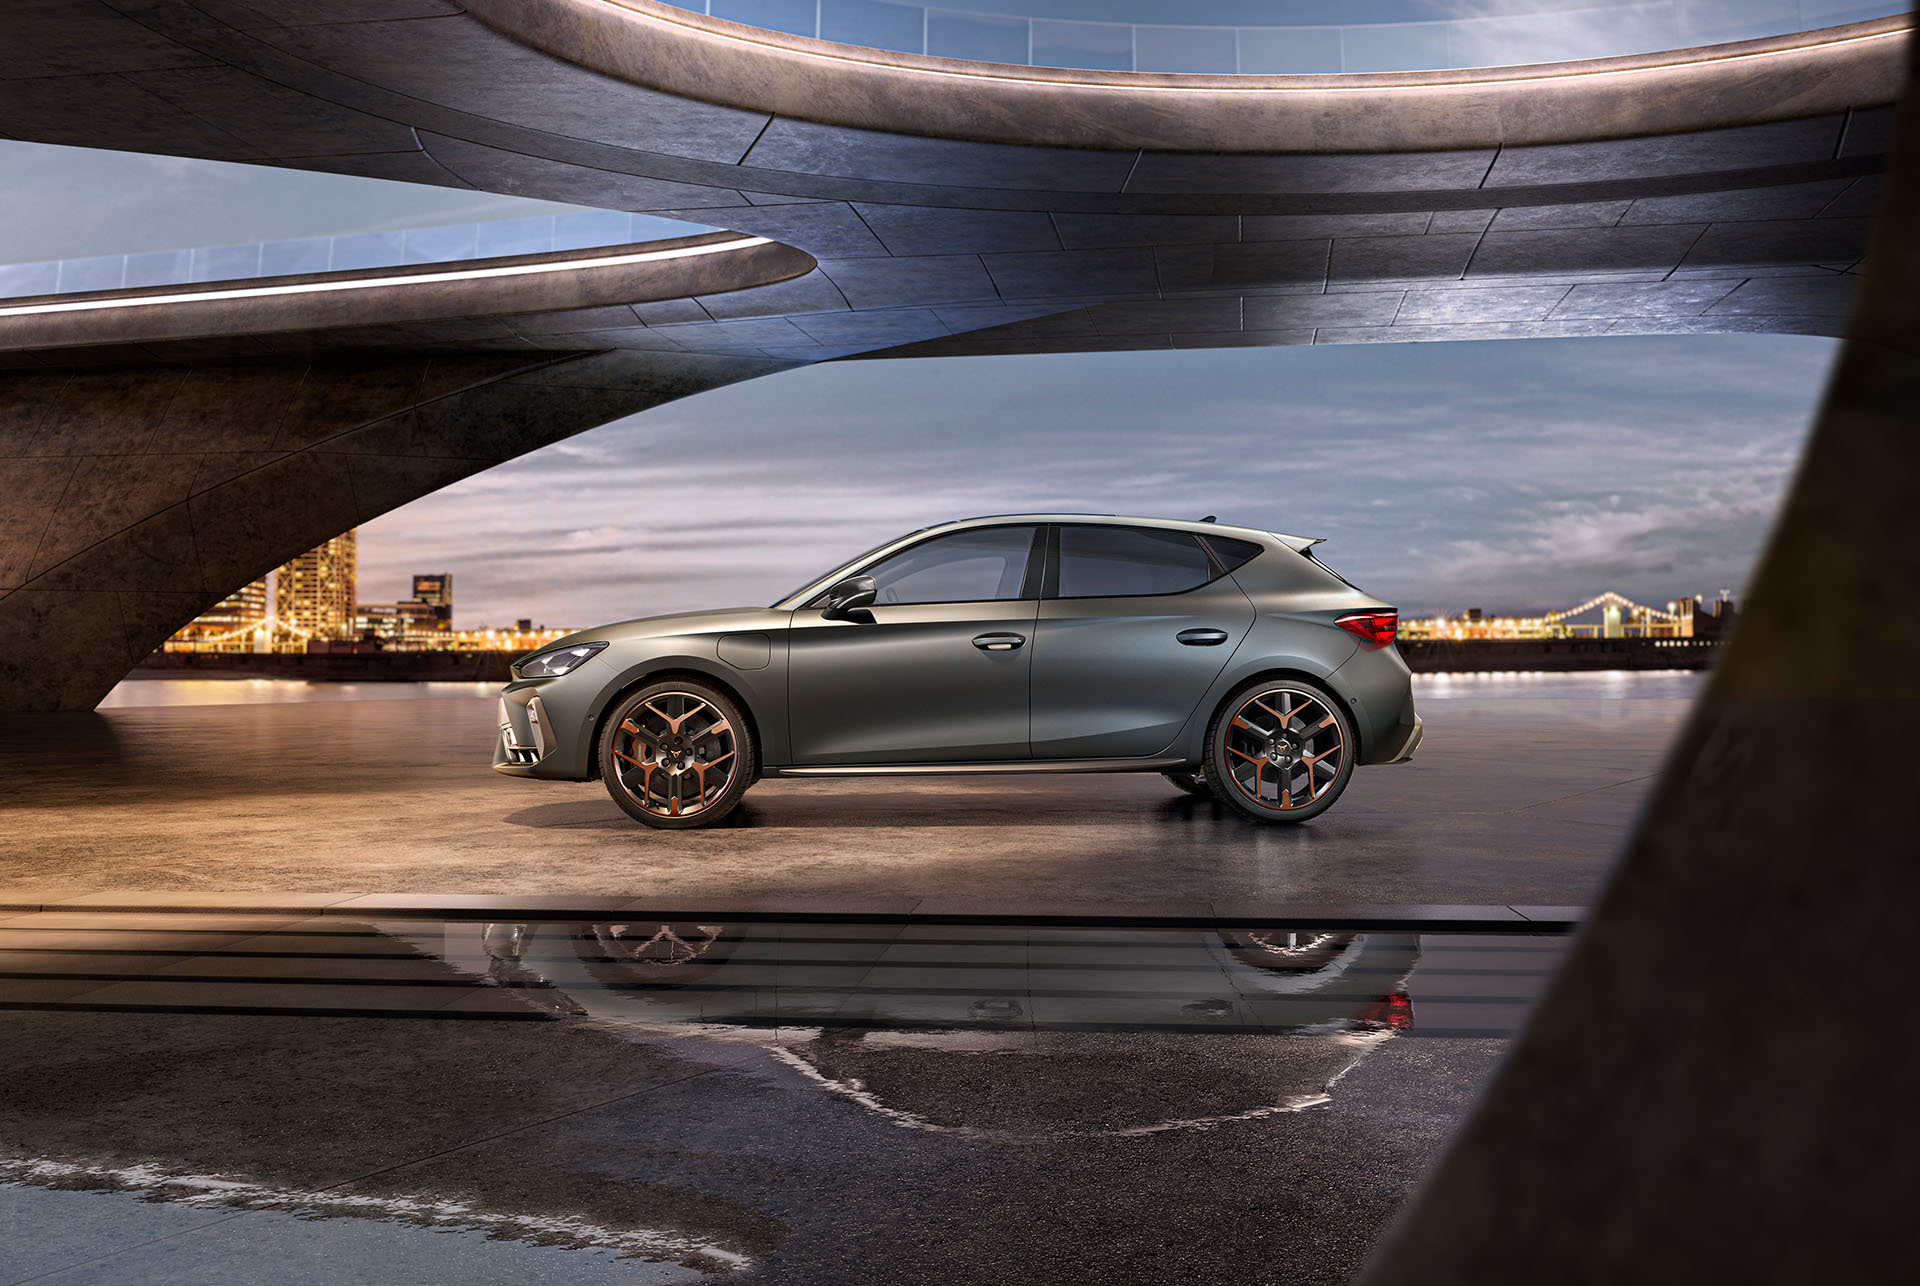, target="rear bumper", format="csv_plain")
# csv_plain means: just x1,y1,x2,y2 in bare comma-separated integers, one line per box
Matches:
1375,714,1423,765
